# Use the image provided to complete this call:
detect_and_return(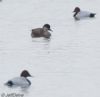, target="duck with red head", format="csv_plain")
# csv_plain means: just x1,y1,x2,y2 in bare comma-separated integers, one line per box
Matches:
20,70,32,77
73,7,96,20
5,70,32,88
